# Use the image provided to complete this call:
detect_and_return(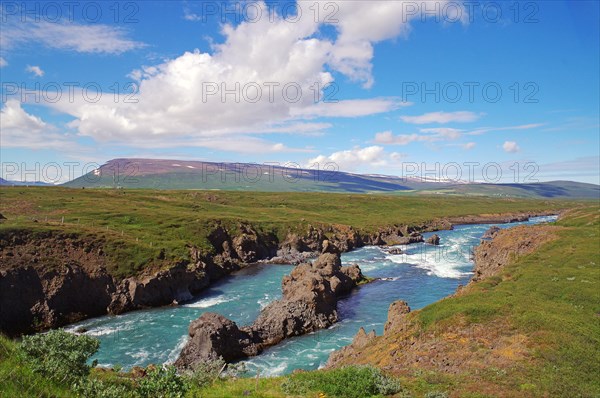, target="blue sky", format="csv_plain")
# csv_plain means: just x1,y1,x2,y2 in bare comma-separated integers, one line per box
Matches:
1,0,598,184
